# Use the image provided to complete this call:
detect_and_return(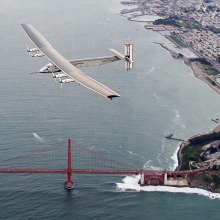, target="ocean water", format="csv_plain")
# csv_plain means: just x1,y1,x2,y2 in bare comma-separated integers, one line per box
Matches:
0,0,220,219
